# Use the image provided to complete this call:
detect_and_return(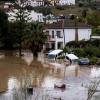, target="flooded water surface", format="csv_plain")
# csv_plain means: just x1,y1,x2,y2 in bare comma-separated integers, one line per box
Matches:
0,52,100,100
